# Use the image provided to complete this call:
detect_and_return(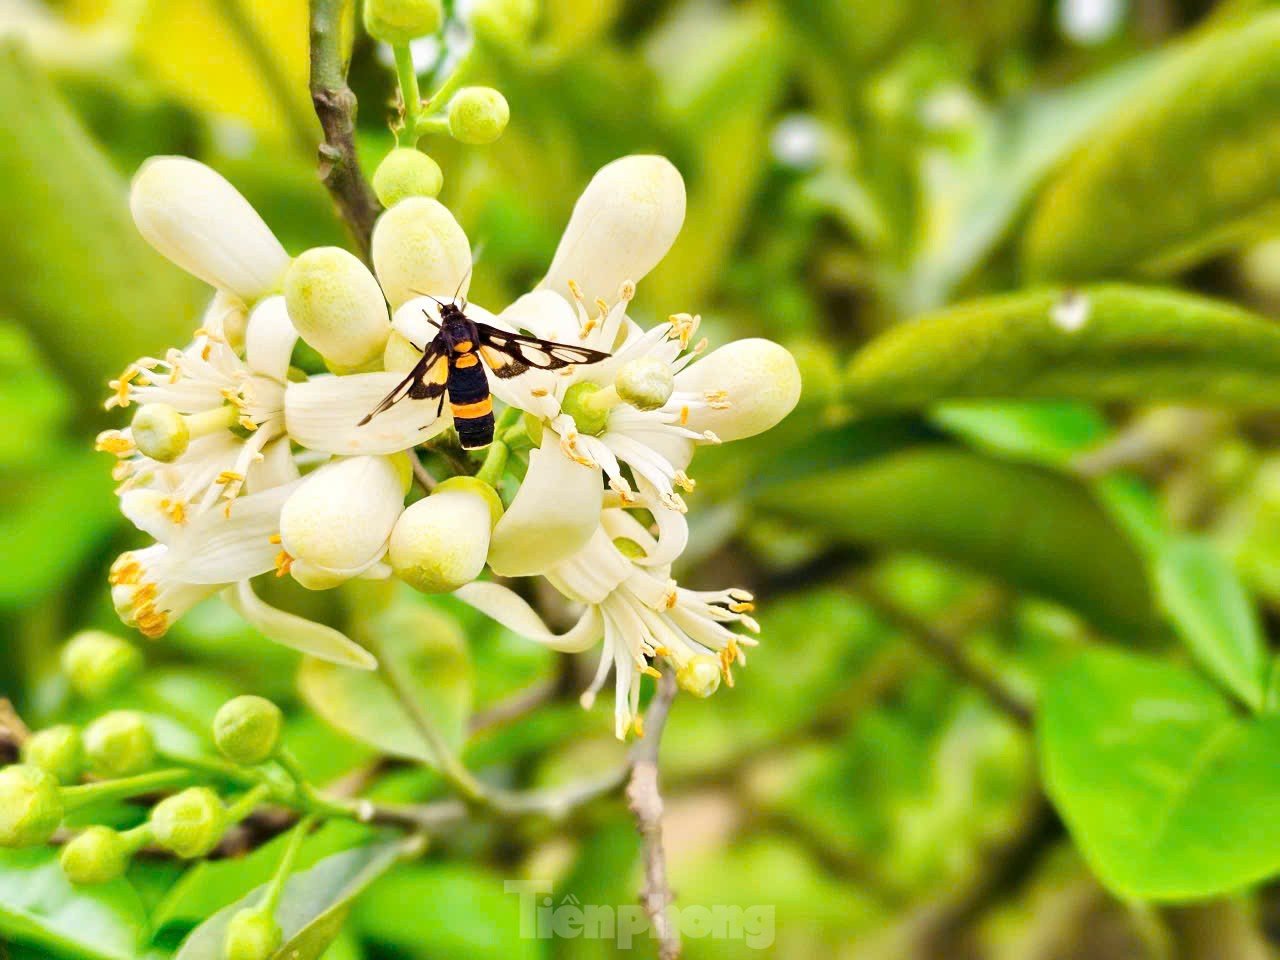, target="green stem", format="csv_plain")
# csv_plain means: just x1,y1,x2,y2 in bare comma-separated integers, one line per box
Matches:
156,748,263,789
61,769,194,812
413,115,452,138
225,783,274,824
277,750,360,820
475,440,509,487
120,822,154,854
393,44,424,143
422,46,479,114
260,815,314,913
